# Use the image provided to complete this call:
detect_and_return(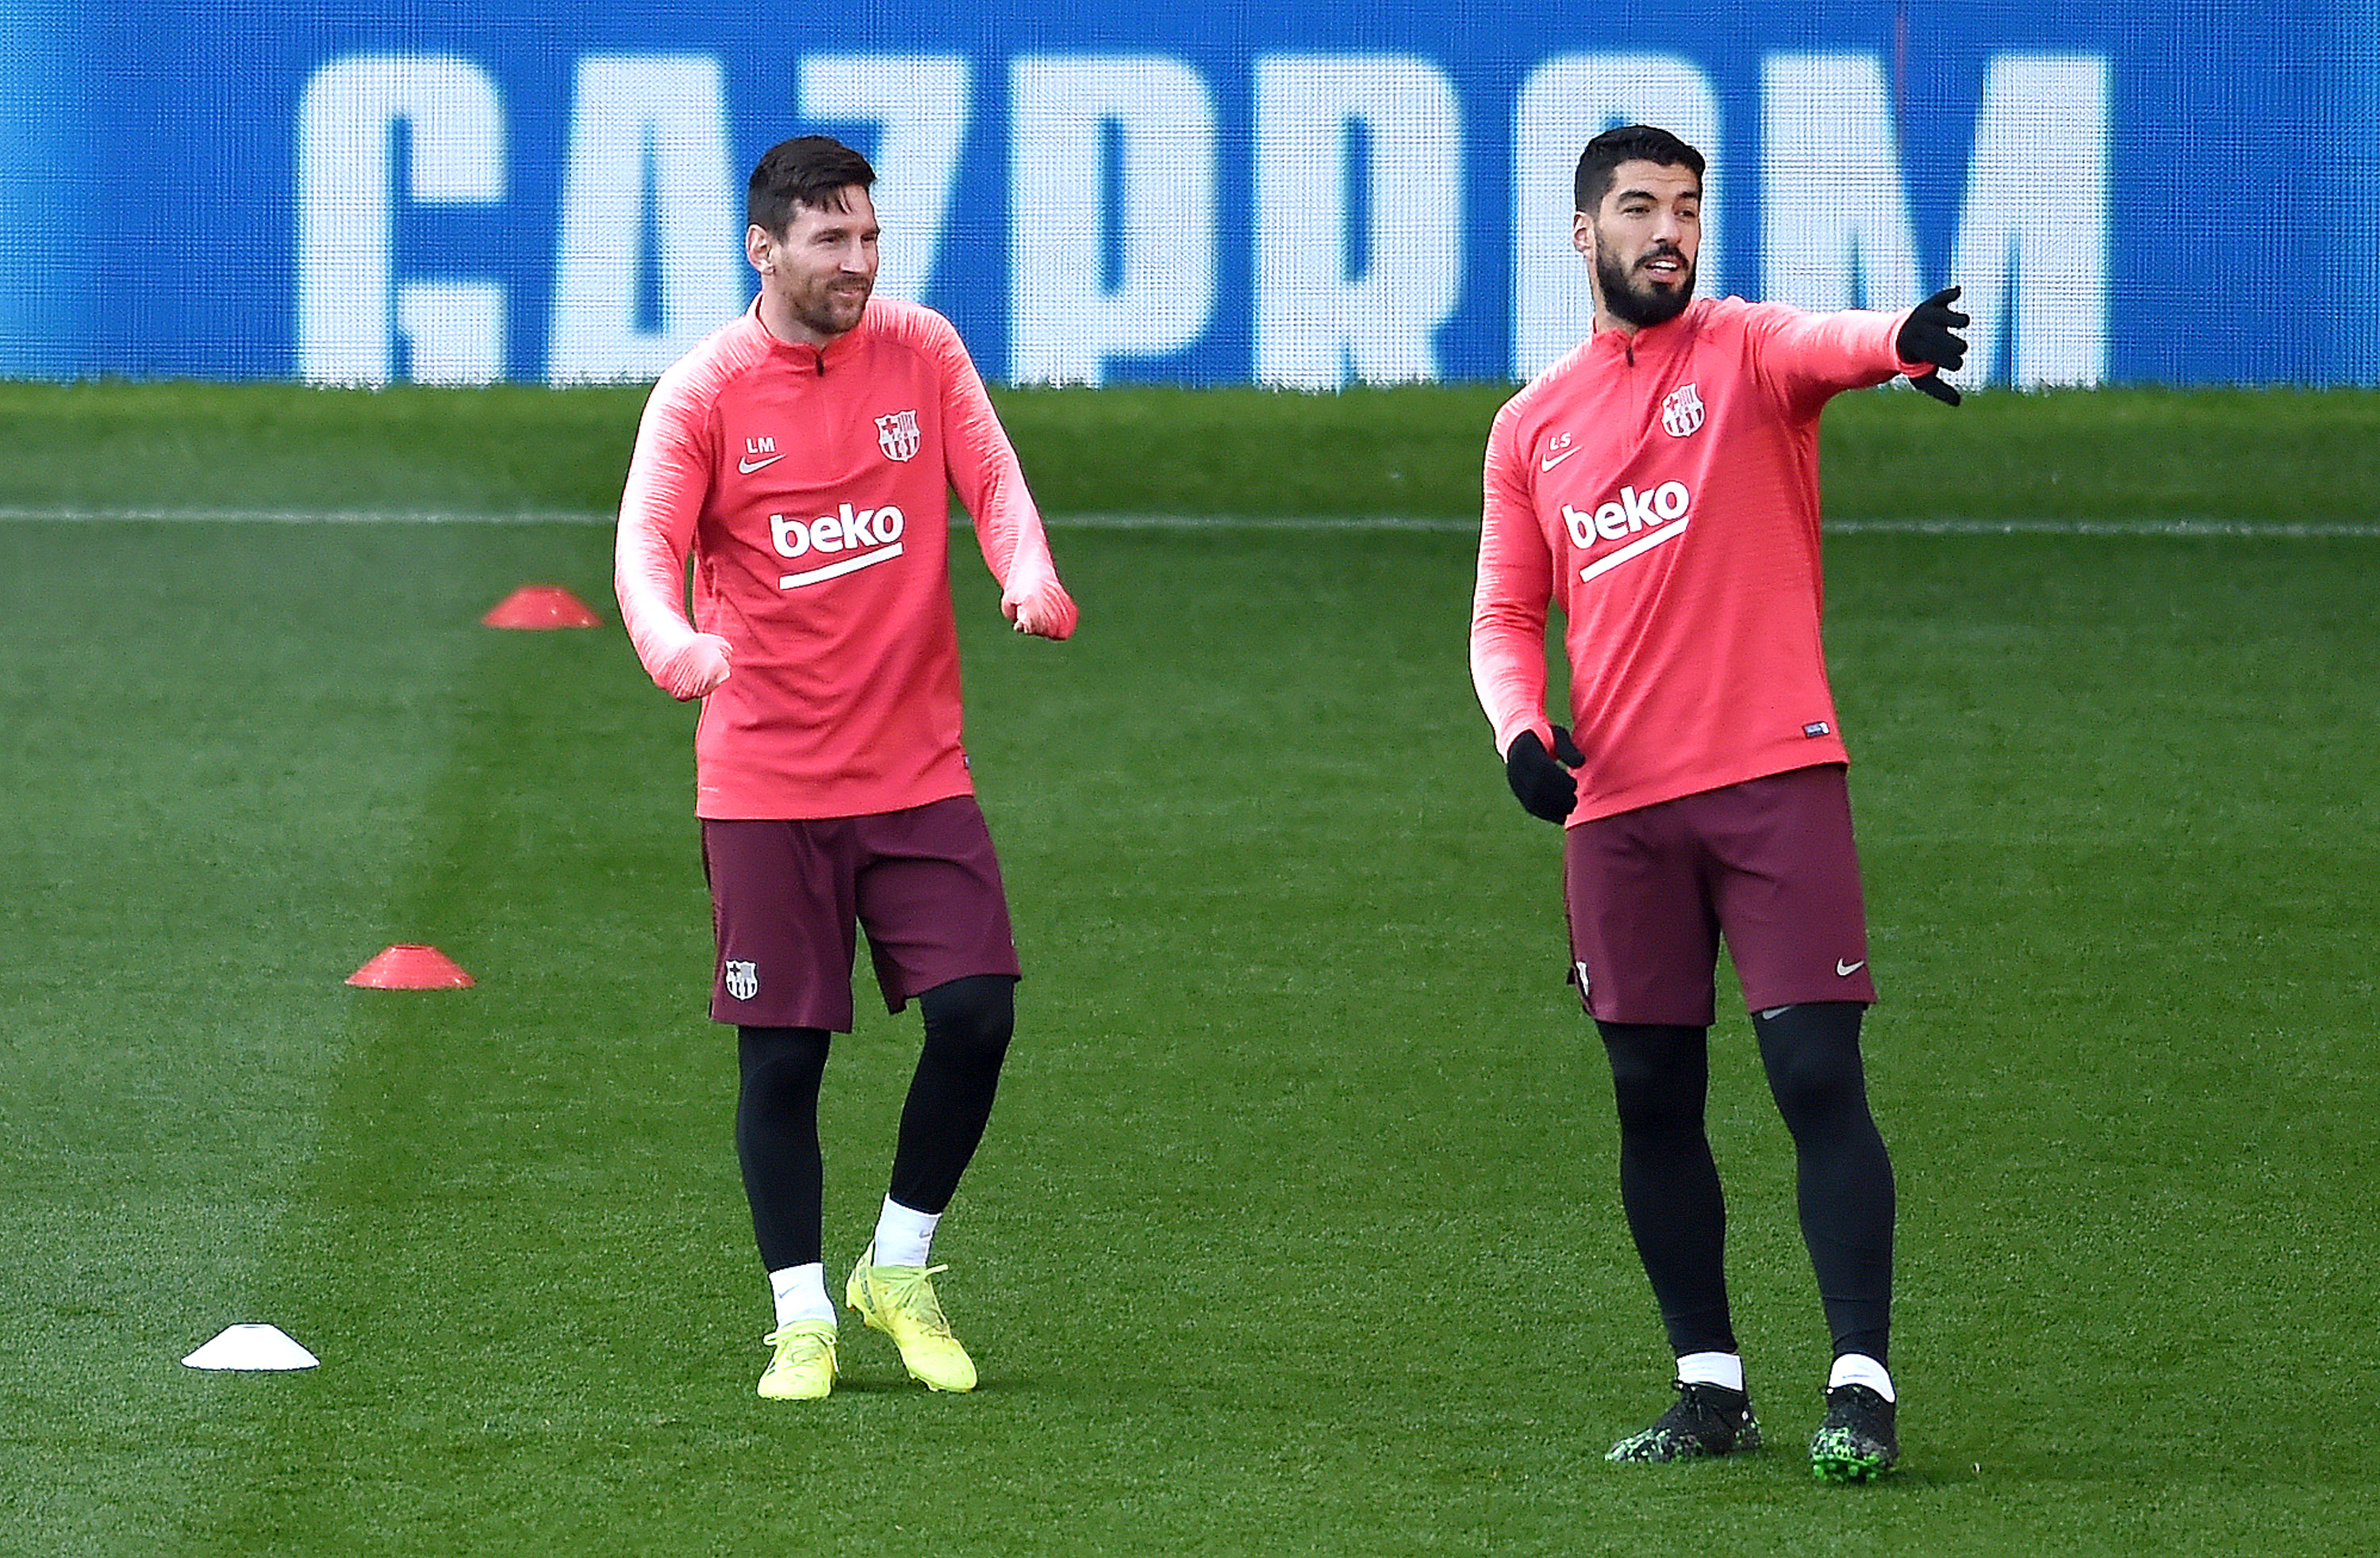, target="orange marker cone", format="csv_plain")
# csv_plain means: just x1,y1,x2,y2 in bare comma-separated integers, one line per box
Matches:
482,585,600,630
347,945,475,989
